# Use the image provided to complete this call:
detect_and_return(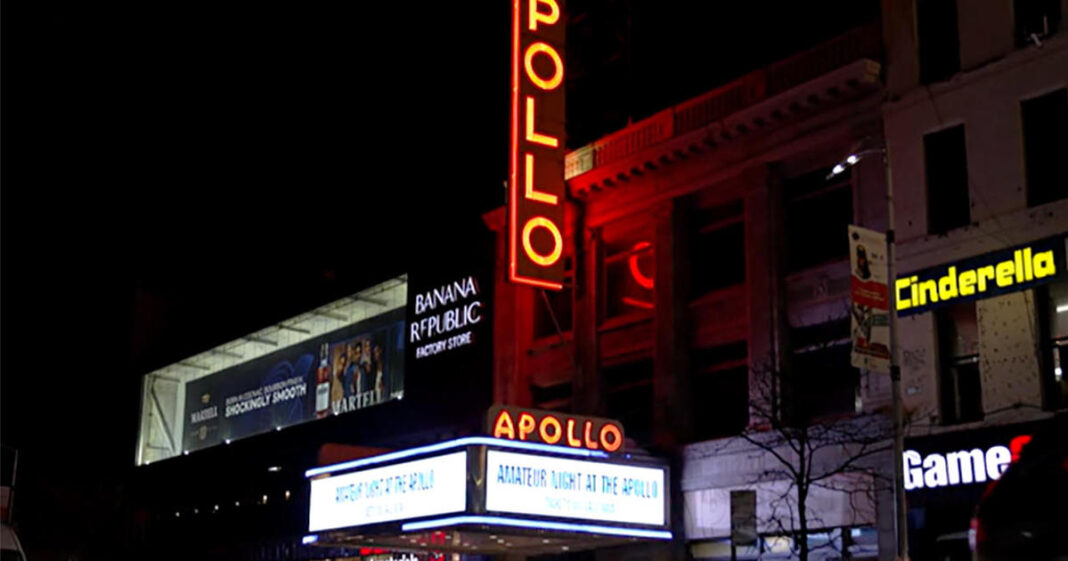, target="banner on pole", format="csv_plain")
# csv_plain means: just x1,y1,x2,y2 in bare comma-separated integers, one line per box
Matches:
849,225,890,373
